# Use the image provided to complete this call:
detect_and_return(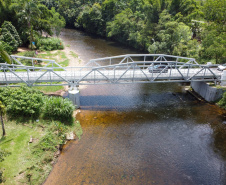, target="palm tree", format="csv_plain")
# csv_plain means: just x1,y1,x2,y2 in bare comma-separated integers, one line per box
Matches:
0,101,6,136
0,42,12,64
11,0,41,49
